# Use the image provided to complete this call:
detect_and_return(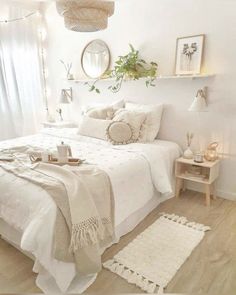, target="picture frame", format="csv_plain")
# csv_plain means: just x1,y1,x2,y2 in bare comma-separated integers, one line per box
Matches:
175,34,205,75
